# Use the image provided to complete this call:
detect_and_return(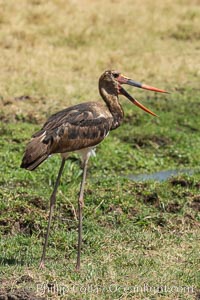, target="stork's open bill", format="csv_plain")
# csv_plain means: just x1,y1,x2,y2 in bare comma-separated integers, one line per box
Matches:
21,70,168,271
